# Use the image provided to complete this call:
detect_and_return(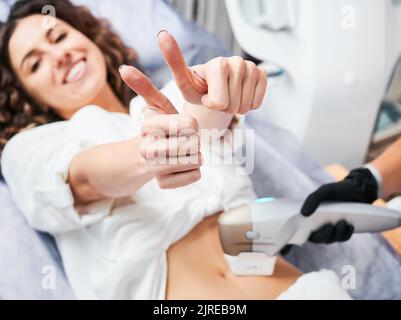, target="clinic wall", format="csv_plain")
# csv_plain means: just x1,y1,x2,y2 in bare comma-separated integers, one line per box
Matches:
170,0,242,55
